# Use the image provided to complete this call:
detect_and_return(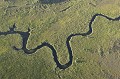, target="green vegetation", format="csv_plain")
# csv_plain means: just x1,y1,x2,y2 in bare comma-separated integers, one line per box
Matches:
0,0,120,79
